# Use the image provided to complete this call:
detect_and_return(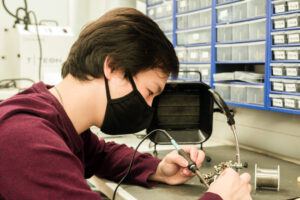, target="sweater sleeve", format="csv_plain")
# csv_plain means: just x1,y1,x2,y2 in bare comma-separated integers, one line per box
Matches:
0,117,103,200
199,192,223,200
82,131,160,187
